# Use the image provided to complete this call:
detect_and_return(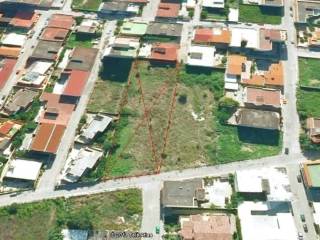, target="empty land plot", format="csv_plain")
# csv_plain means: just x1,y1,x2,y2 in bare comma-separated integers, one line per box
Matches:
0,189,142,240
87,58,133,114
297,89,320,118
72,0,102,10
299,58,320,88
239,4,282,24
